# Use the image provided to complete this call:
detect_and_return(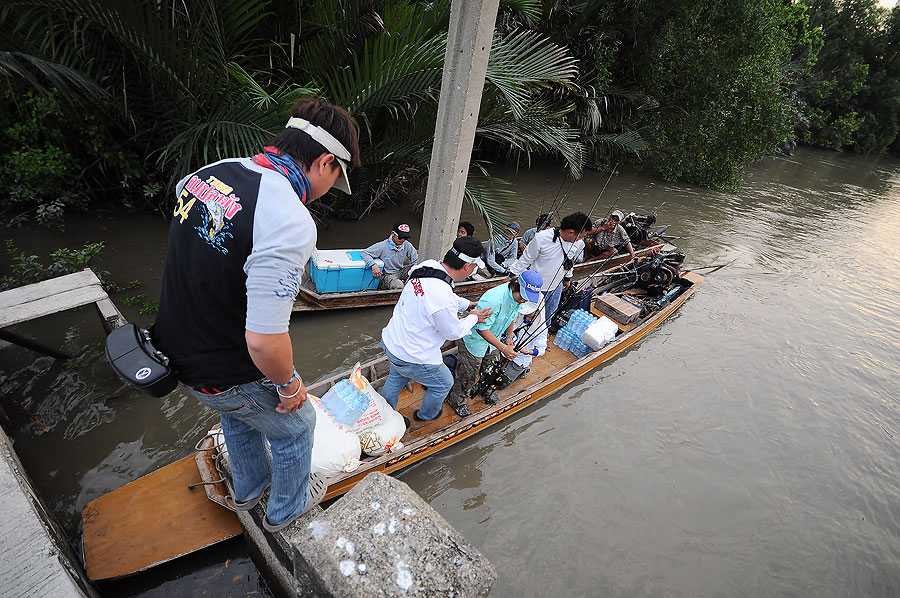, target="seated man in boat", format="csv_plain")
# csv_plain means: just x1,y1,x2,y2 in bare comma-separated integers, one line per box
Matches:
519,212,553,253
584,209,636,262
151,98,361,533
483,221,520,276
457,221,476,238
447,269,543,415
361,222,419,290
508,211,590,324
380,236,493,422
498,306,548,389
